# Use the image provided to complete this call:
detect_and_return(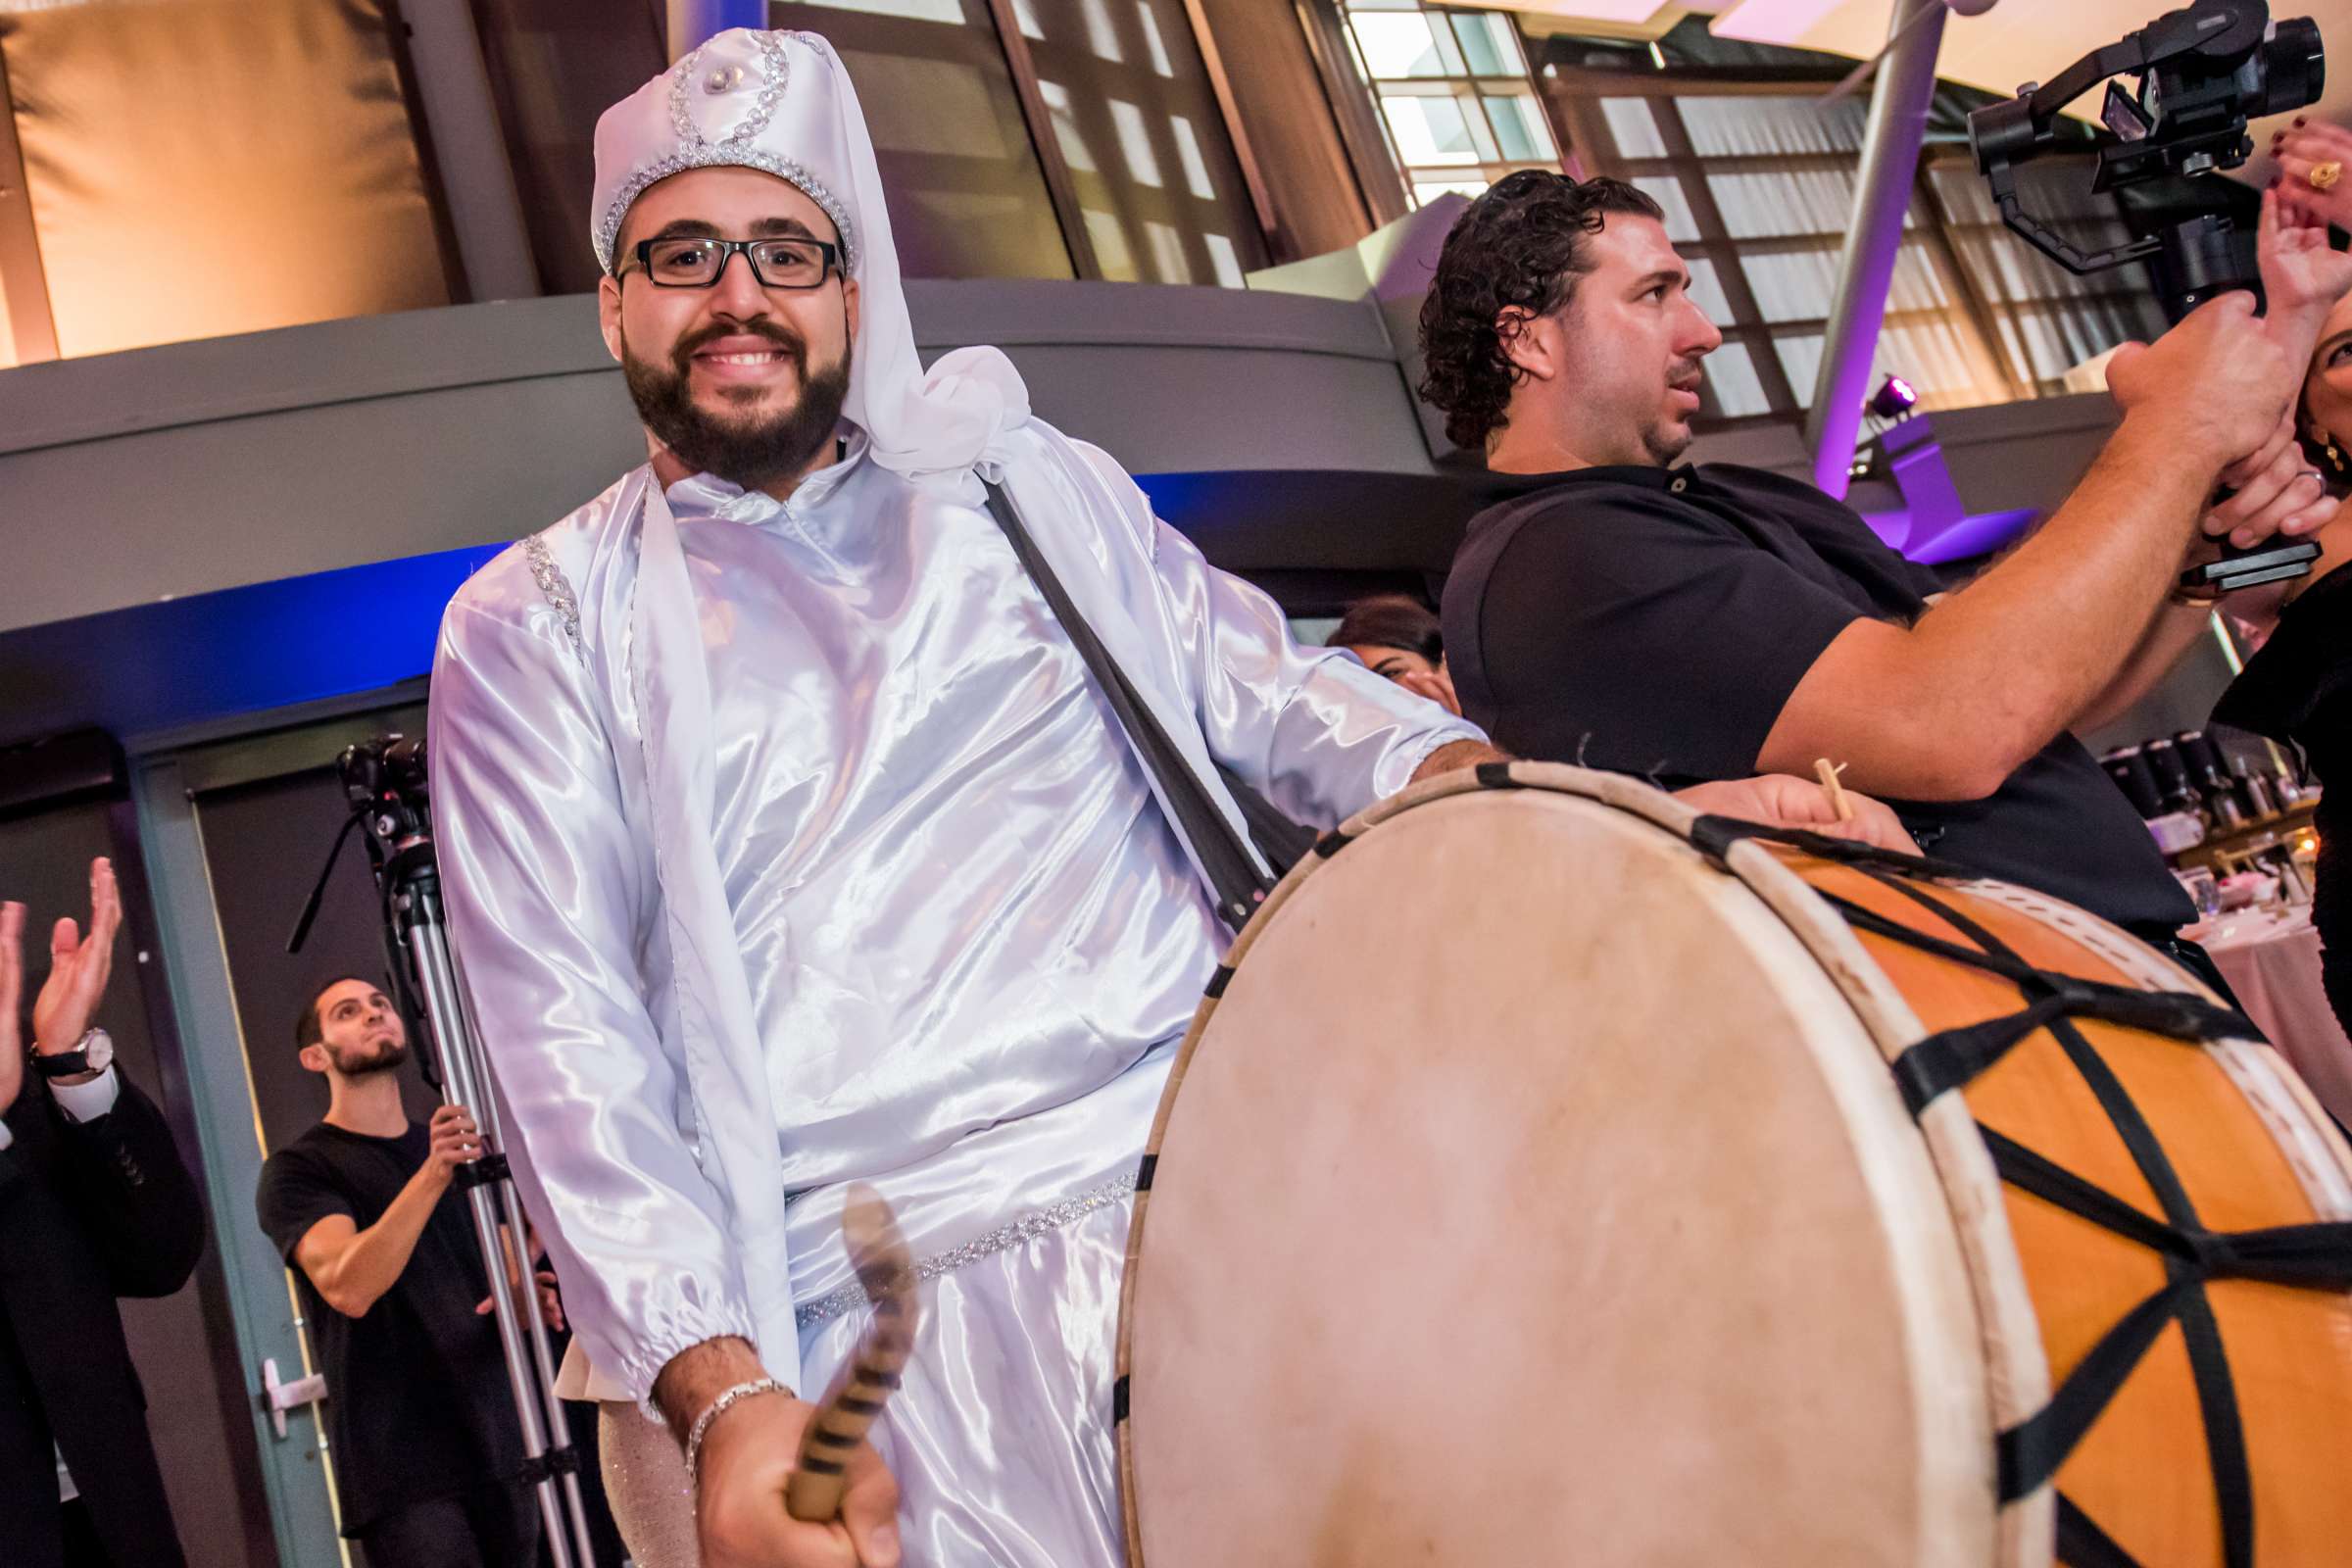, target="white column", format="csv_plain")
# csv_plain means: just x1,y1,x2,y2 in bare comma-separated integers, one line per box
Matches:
1803,0,1948,500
